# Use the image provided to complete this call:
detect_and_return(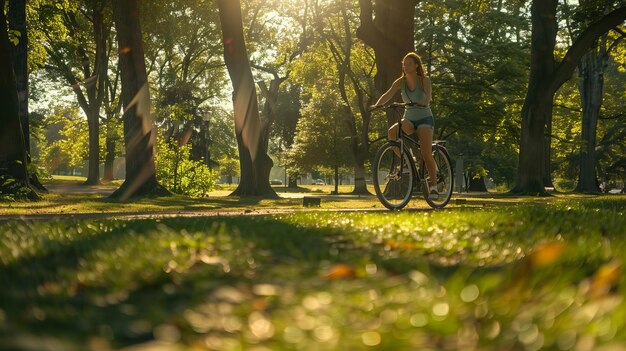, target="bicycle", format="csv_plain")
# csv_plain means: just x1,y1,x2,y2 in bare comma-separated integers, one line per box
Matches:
370,102,454,210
